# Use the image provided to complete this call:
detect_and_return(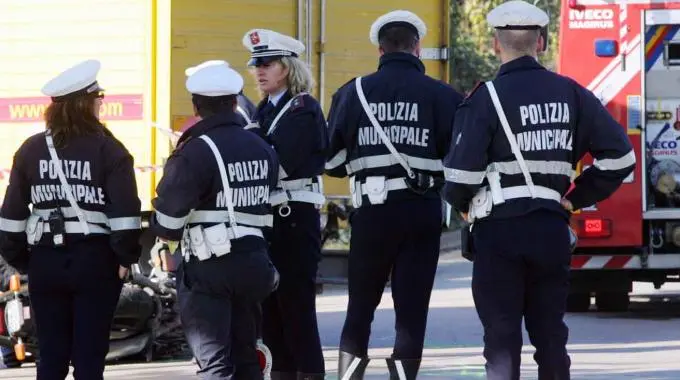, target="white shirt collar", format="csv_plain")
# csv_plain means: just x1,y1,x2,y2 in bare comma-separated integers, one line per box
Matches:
268,88,287,106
